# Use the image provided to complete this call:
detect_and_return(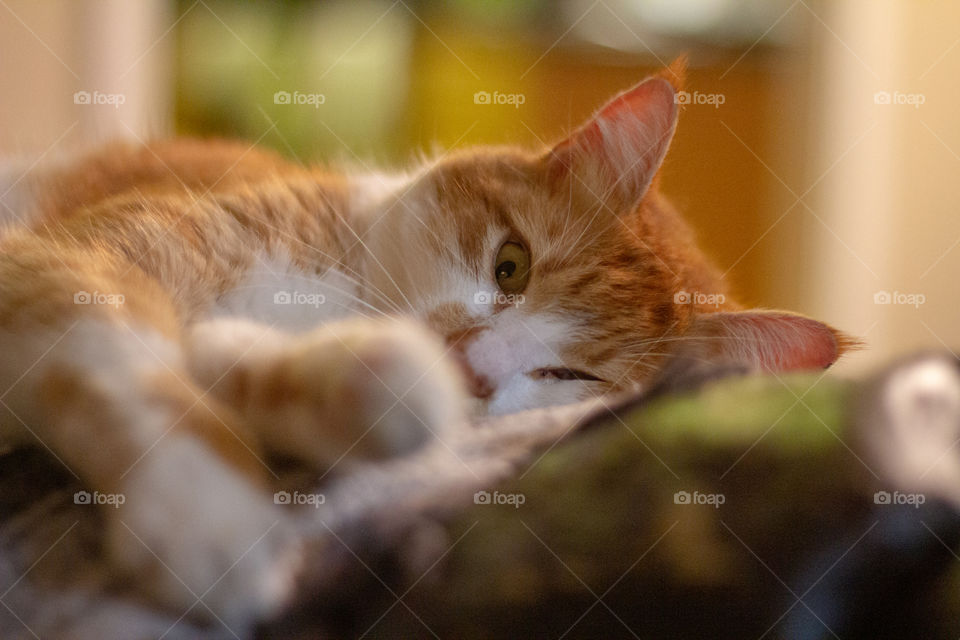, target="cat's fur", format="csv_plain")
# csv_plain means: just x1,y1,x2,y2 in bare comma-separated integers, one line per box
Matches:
0,64,854,628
